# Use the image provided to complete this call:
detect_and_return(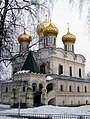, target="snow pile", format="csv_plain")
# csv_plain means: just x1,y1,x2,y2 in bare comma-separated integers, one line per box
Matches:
46,76,53,80
0,104,10,108
1,105,90,115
